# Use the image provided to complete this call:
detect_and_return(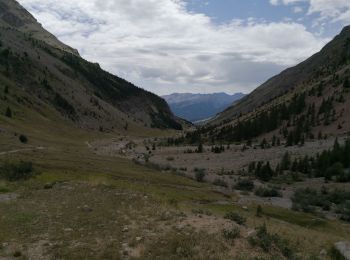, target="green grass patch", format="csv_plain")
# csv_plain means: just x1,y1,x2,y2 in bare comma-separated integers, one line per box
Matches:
0,186,10,193
262,206,329,229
